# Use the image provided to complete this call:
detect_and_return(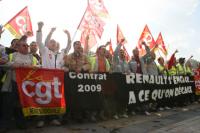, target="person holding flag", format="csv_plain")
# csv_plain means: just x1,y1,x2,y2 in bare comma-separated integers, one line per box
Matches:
113,39,130,74
112,38,130,119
